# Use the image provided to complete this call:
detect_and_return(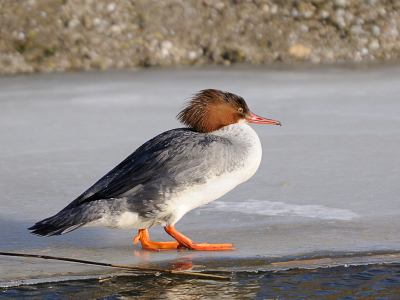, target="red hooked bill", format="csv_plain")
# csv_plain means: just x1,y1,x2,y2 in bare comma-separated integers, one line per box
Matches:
247,111,281,126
